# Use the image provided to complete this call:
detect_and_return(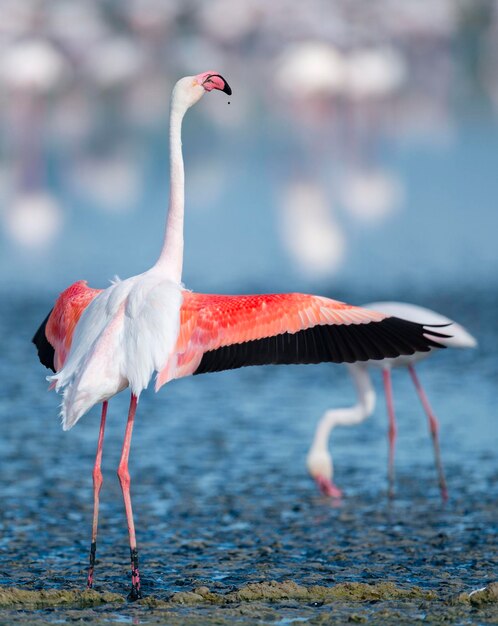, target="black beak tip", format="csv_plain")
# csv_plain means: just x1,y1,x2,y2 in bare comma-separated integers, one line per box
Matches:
205,73,232,97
